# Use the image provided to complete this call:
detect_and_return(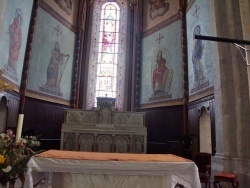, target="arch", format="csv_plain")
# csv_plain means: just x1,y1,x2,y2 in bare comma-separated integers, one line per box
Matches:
64,133,75,151
86,0,128,111
79,134,94,151
97,135,112,152
115,135,129,153
199,106,212,154
132,136,143,153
